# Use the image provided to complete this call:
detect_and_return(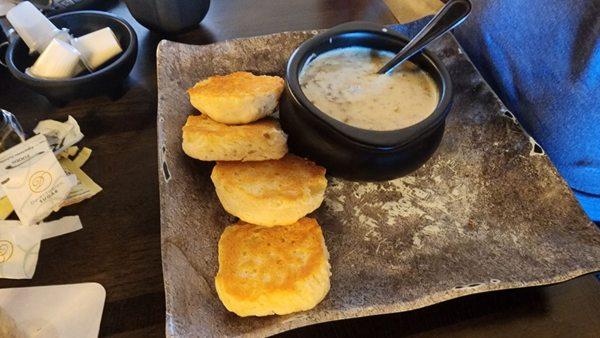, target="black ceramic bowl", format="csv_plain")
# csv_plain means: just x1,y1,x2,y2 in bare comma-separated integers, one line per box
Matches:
280,21,453,181
5,11,138,104
125,0,211,35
